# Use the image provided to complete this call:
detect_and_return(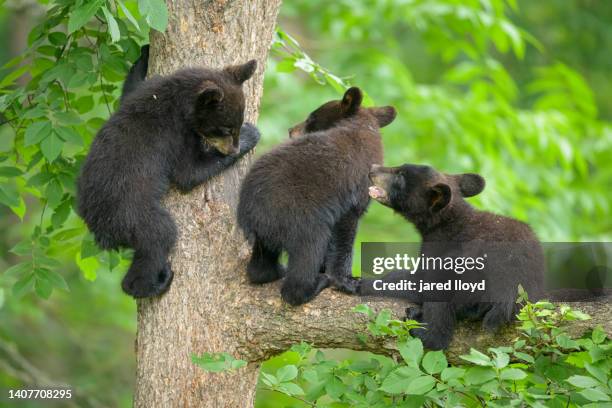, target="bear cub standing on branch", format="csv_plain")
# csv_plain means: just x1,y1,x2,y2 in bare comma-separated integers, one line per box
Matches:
77,59,260,298
360,164,545,349
237,87,397,306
